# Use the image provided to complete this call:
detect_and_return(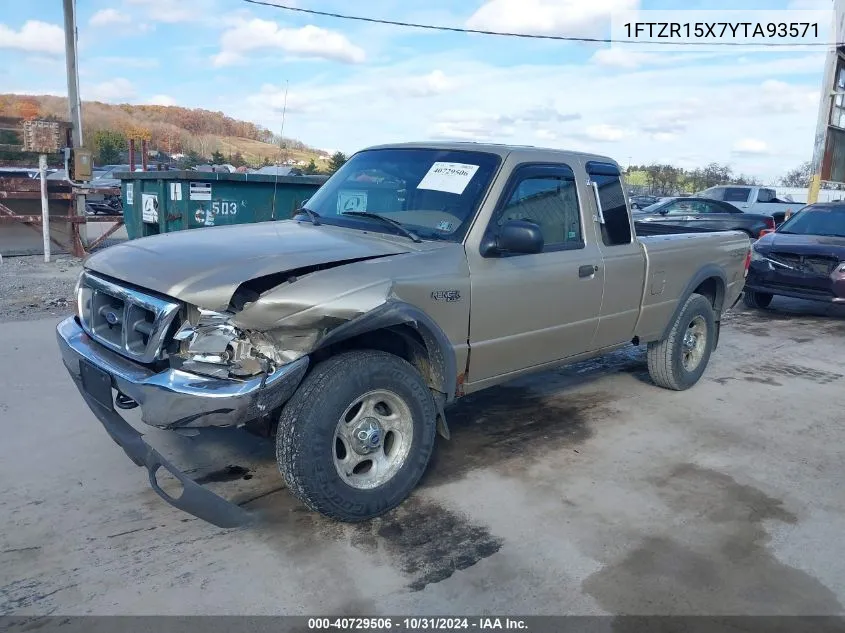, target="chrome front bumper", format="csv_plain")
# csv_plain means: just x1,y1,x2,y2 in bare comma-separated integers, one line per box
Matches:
56,316,308,429
56,316,309,528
